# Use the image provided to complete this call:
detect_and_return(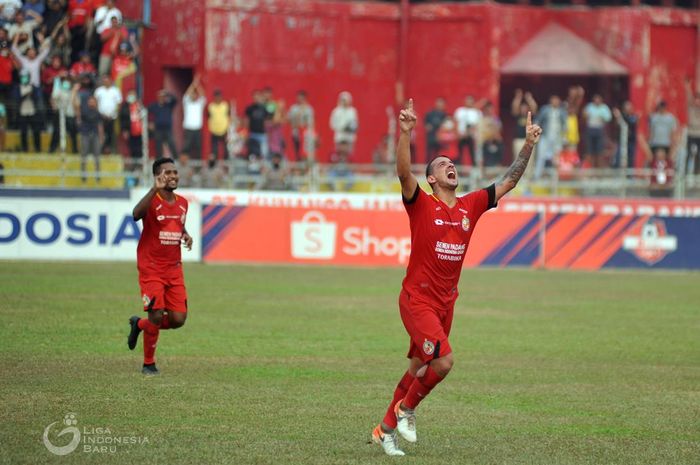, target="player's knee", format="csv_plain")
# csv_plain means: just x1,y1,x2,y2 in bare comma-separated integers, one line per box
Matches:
169,313,187,329
148,310,164,326
431,354,454,378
